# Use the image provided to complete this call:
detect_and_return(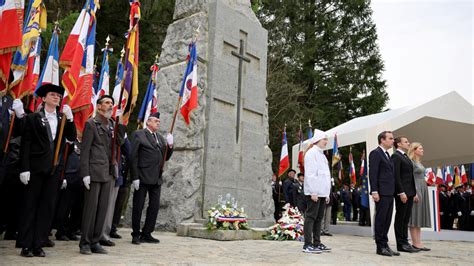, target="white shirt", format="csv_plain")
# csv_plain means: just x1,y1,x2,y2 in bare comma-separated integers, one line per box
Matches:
146,128,158,144
45,109,58,141
304,145,331,197
379,145,391,159
397,149,406,155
